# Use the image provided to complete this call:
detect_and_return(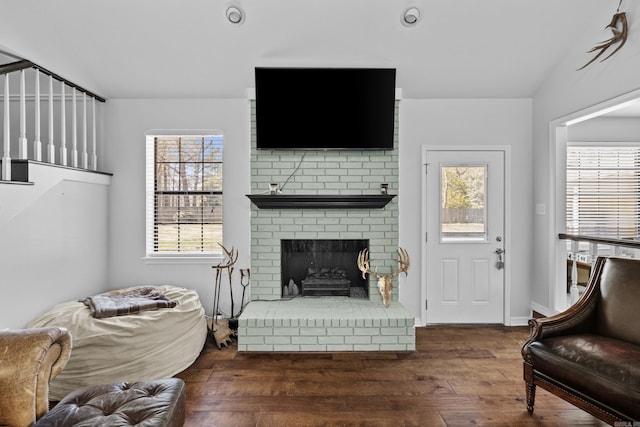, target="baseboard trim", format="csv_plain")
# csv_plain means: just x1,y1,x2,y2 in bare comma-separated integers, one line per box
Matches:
509,316,531,326
530,302,558,318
